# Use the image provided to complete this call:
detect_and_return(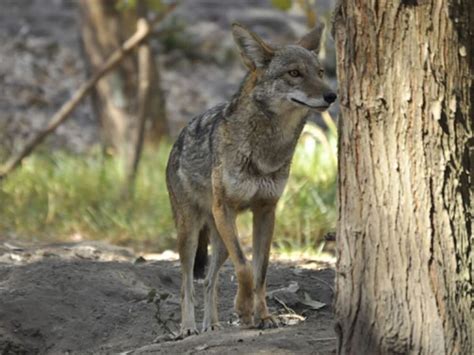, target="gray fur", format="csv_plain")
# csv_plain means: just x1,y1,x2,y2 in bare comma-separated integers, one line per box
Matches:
166,23,336,336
